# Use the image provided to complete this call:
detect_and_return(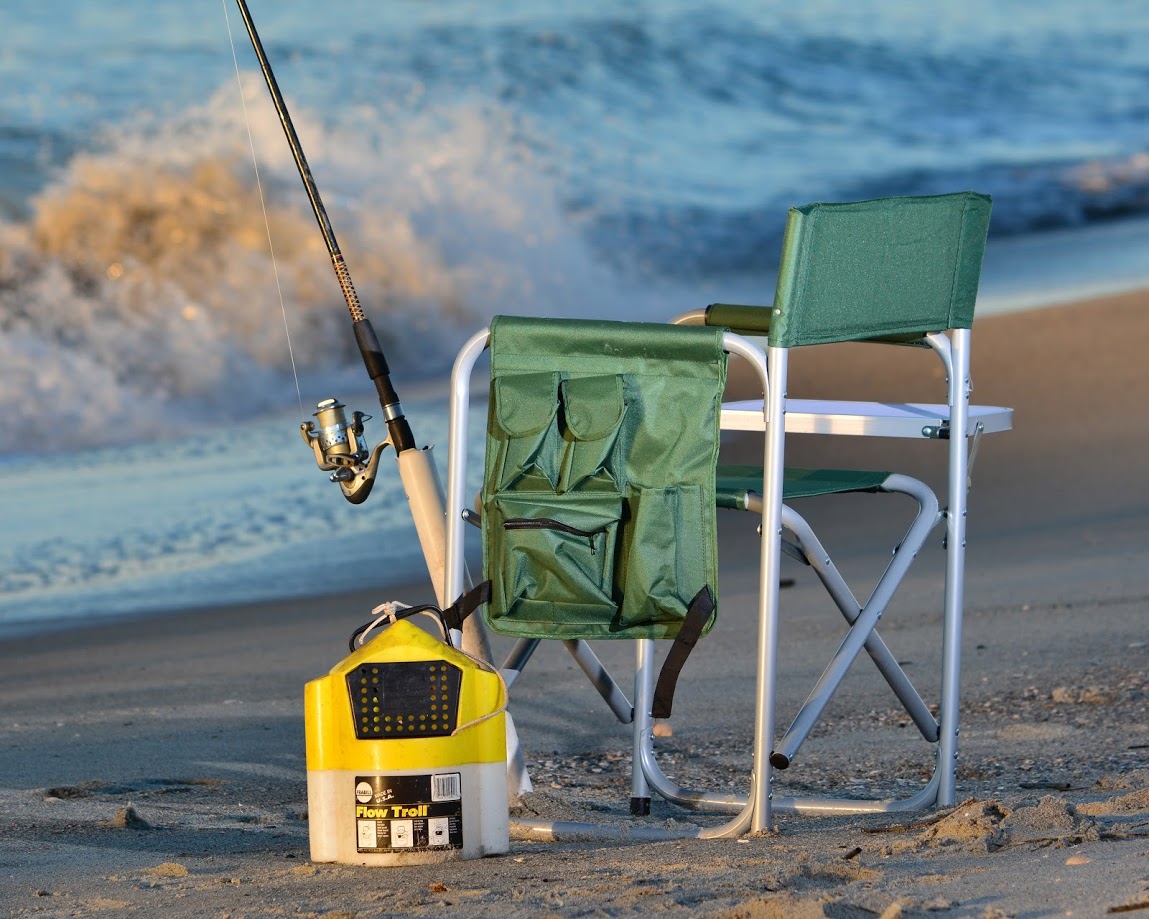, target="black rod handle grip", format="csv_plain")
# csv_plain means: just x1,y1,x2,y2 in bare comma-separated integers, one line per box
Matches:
354,320,415,452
